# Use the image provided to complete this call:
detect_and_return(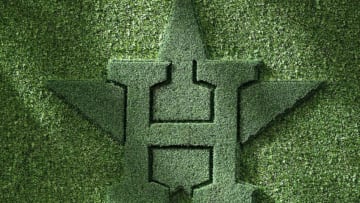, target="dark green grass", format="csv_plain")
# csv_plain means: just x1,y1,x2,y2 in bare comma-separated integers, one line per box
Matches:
1,0,359,202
